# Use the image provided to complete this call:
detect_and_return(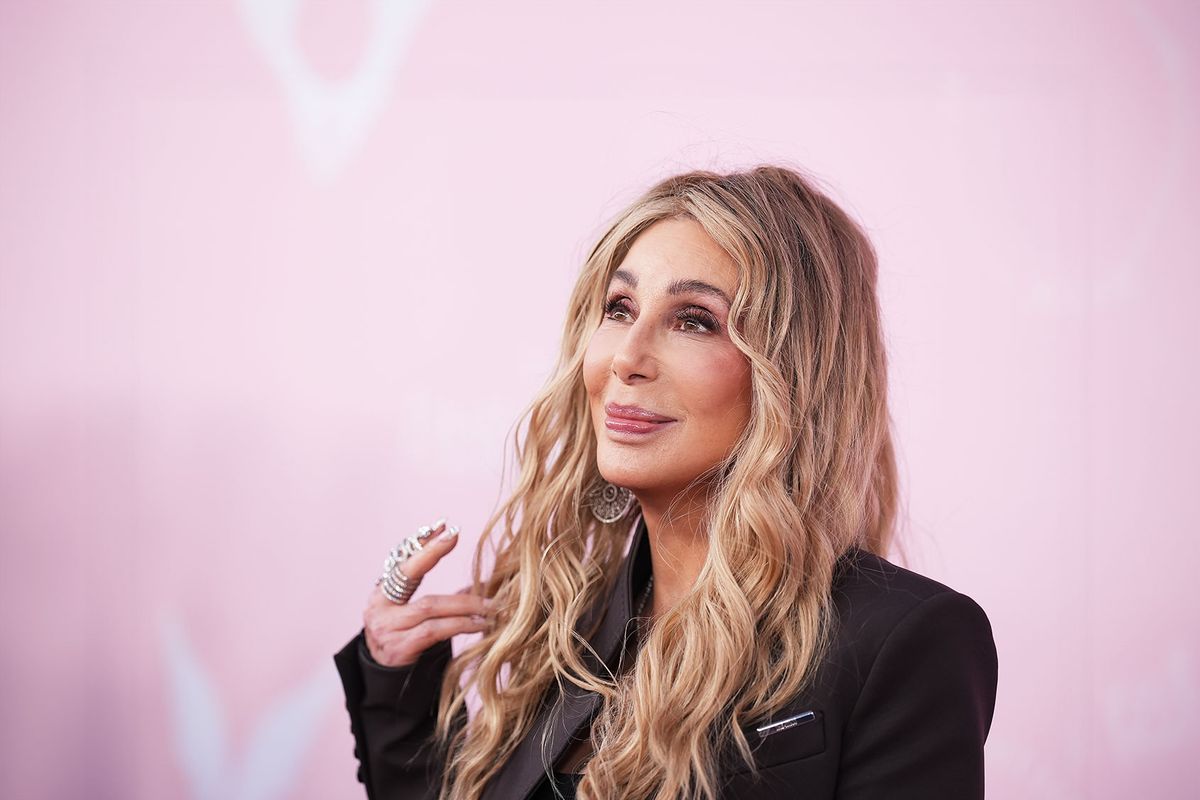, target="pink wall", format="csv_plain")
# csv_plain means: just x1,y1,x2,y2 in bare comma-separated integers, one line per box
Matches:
1,1,1196,797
